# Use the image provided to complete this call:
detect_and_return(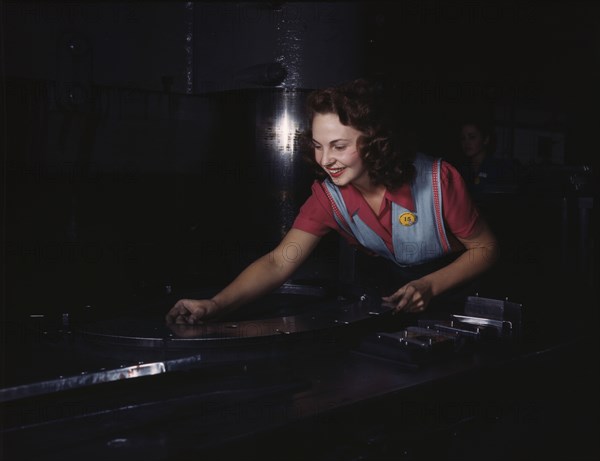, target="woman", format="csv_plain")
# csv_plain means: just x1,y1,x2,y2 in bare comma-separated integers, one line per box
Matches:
461,121,492,175
459,120,516,198
166,80,498,324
